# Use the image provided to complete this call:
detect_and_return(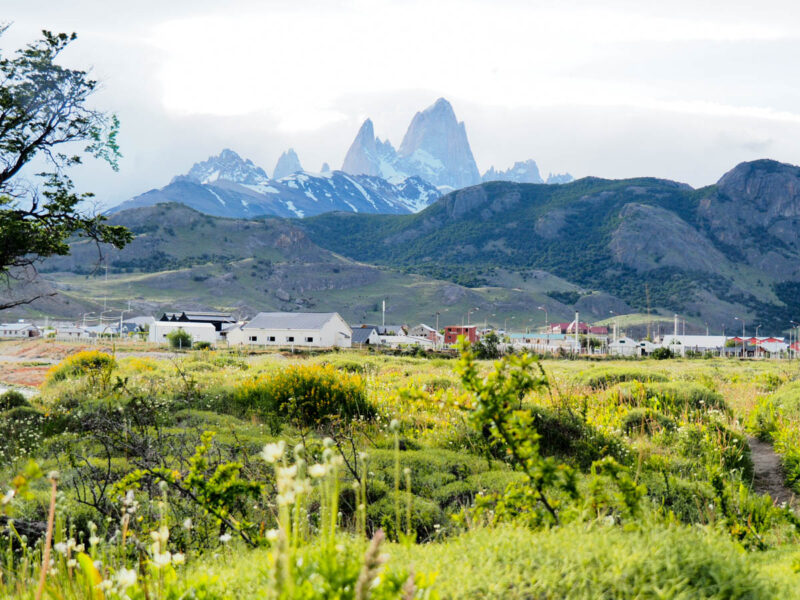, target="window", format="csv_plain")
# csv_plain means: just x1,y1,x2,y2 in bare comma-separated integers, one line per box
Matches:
268,336,276,342
249,336,257,342
286,336,295,342
305,337,314,343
